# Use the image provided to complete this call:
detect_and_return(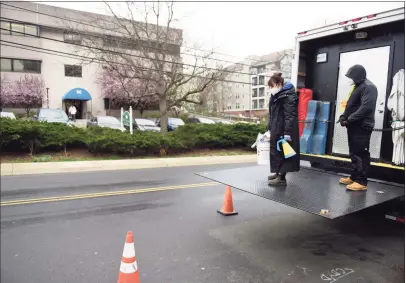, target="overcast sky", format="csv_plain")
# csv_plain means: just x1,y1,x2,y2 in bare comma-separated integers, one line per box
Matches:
37,1,404,64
